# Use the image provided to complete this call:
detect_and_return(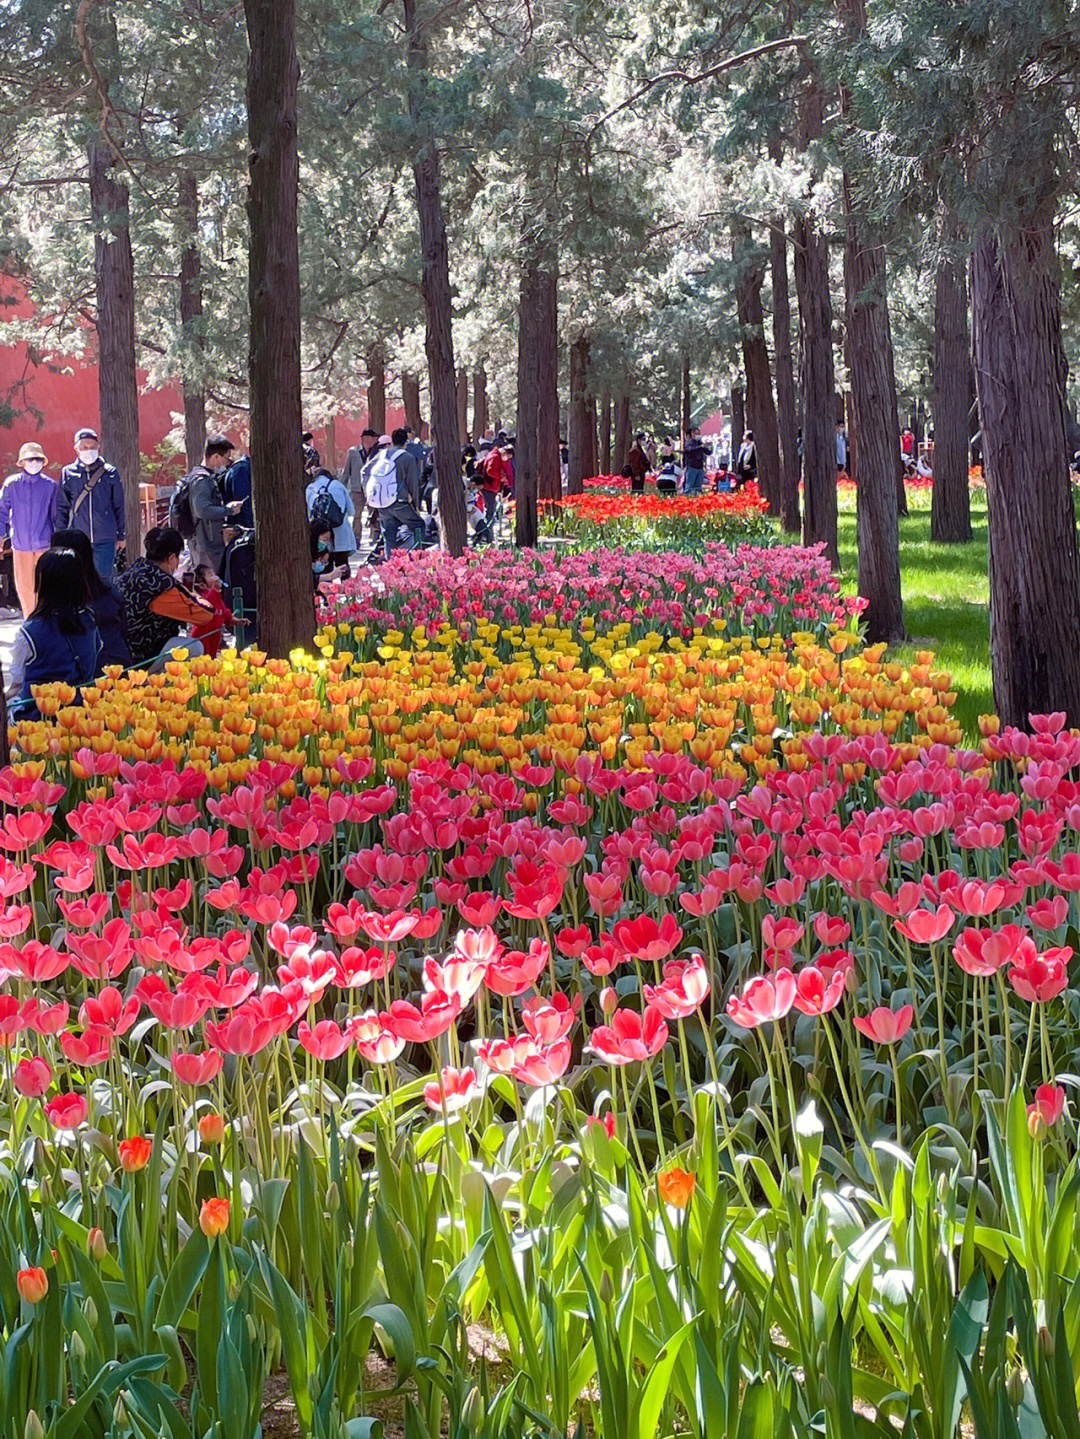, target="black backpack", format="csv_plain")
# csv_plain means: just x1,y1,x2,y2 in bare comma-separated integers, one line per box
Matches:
310,474,346,530
169,472,199,539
